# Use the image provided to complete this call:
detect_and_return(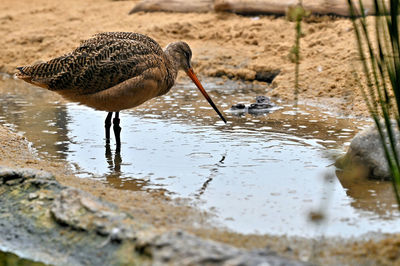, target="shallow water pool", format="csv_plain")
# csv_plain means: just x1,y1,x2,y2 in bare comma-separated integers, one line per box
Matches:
0,76,399,238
